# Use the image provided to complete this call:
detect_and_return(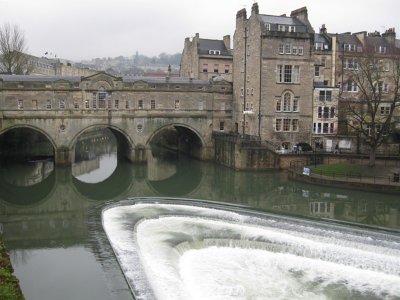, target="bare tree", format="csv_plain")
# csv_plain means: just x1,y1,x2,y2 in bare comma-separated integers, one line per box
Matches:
340,47,400,167
0,23,30,74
